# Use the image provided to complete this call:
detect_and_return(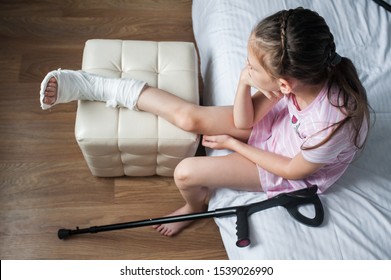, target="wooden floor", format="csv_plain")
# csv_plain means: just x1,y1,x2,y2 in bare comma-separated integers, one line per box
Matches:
0,0,228,259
